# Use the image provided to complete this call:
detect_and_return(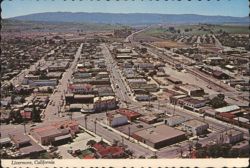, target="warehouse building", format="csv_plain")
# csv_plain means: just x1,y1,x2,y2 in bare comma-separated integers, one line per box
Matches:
132,125,186,149
176,84,205,97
